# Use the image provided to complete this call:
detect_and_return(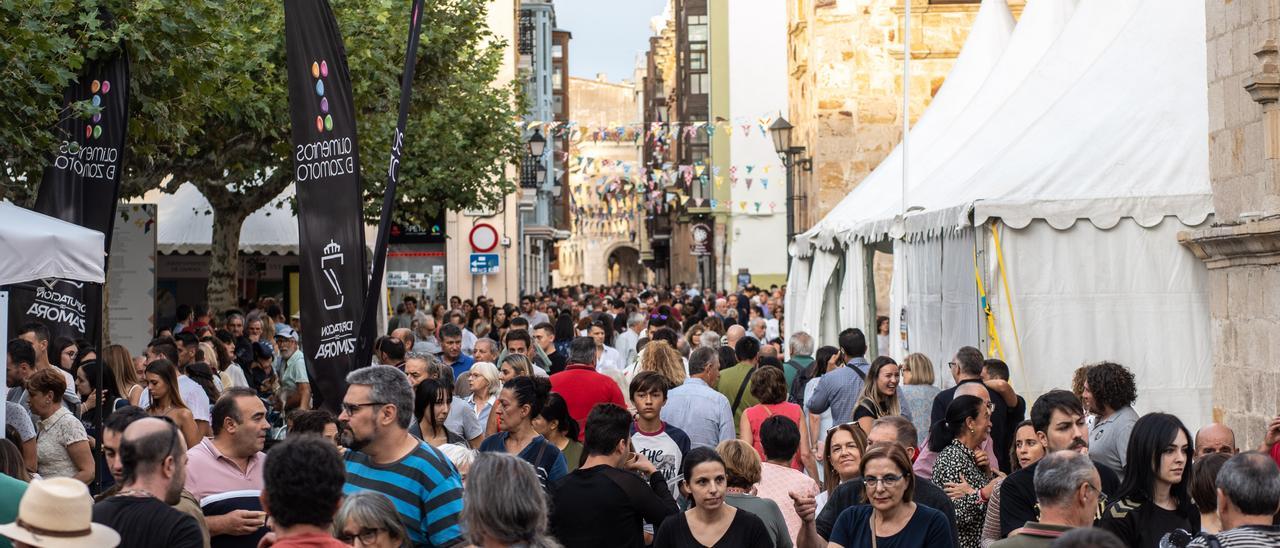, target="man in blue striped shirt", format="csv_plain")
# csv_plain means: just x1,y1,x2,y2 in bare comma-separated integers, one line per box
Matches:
339,365,464,547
